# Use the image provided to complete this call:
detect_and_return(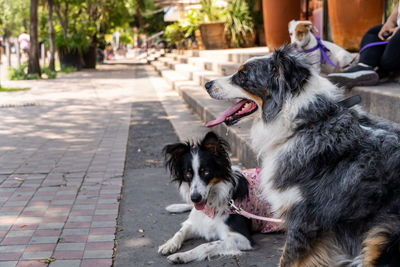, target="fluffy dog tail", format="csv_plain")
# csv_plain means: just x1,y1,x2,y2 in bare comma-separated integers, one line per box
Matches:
361,220,400,267
165,203,193,213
